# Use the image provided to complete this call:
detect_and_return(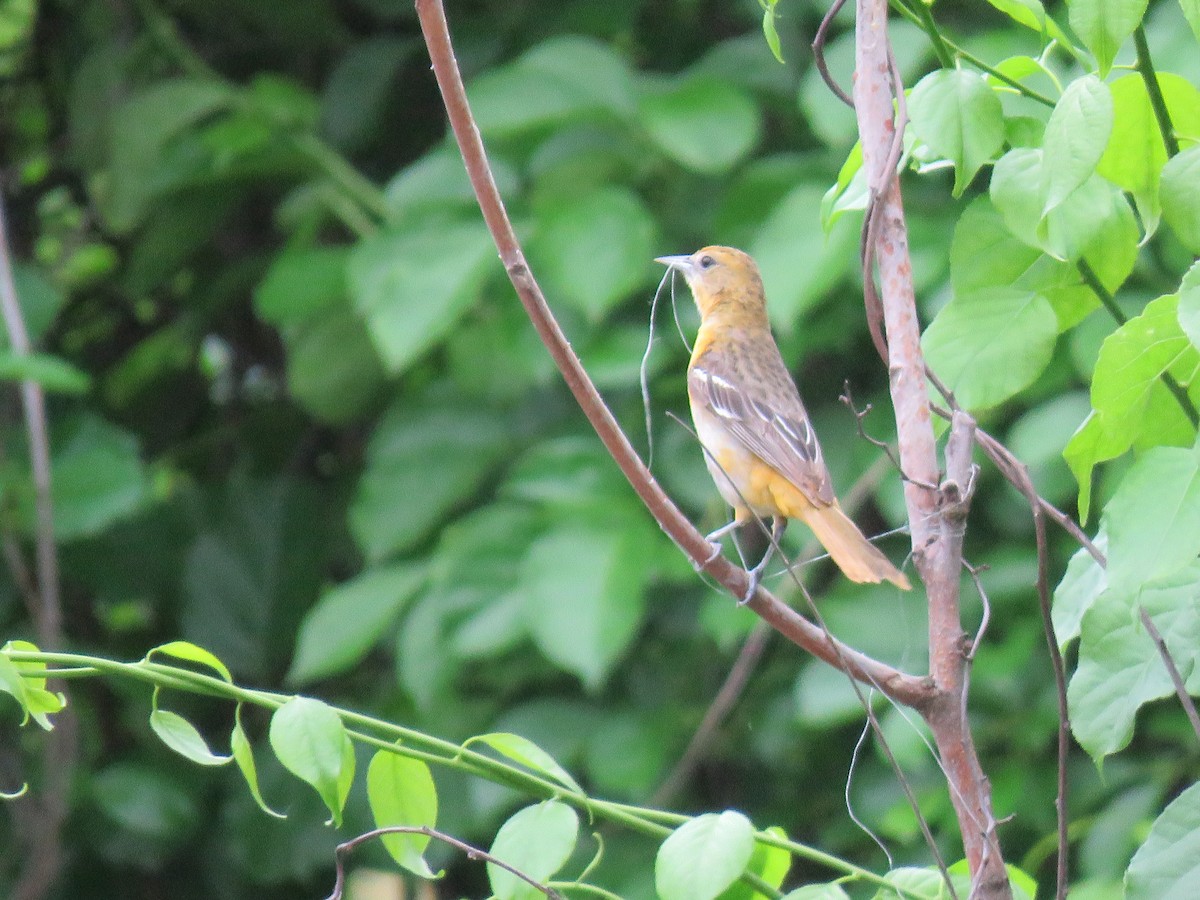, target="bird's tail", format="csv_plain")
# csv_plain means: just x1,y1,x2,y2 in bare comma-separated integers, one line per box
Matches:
798,502,911,590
